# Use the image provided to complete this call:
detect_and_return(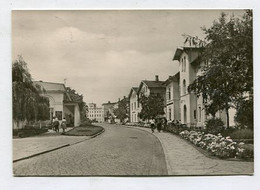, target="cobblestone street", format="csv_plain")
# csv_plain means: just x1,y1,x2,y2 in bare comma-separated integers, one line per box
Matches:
13,123,253,176
13,124,167,176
